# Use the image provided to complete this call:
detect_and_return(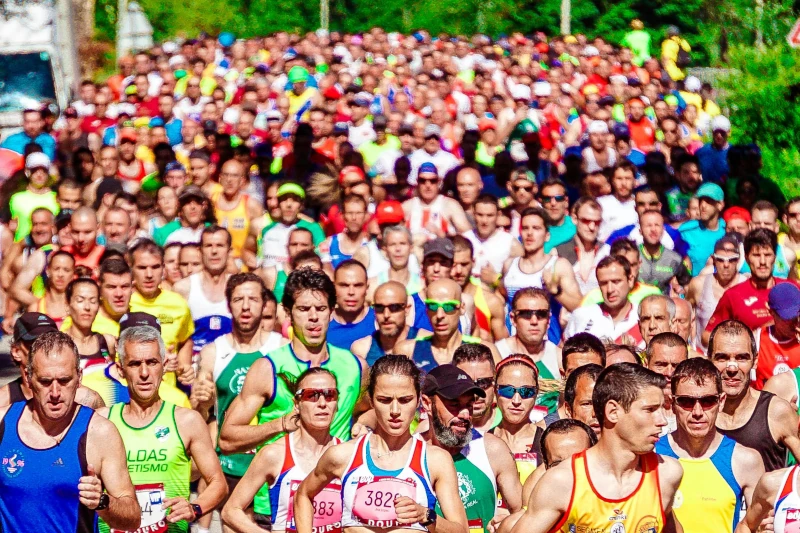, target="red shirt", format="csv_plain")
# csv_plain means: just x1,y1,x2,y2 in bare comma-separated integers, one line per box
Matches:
81,116,115,135
705,279,797,334
754,326,800,389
